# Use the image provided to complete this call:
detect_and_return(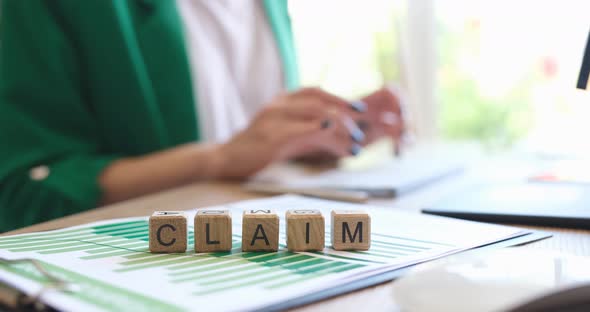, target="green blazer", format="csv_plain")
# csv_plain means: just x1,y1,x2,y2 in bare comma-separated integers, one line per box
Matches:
0,0,299,232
